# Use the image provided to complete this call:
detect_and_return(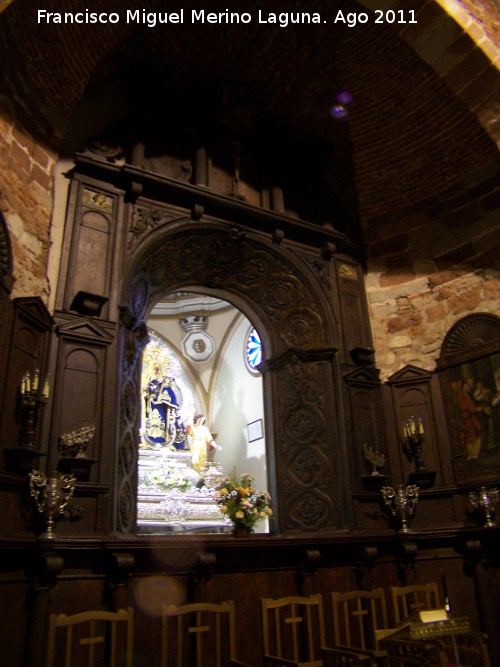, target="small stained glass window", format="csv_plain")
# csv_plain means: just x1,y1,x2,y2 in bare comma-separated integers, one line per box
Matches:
246,327,262,371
